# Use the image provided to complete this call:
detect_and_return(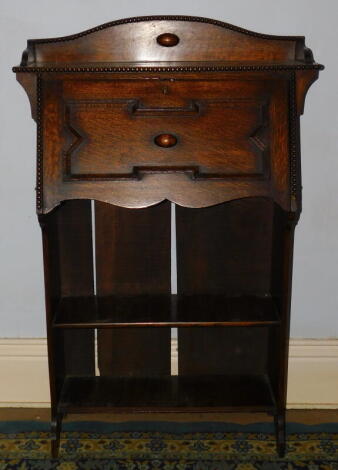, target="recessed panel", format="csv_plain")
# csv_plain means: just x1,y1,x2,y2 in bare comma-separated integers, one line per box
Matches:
63,96,269,179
